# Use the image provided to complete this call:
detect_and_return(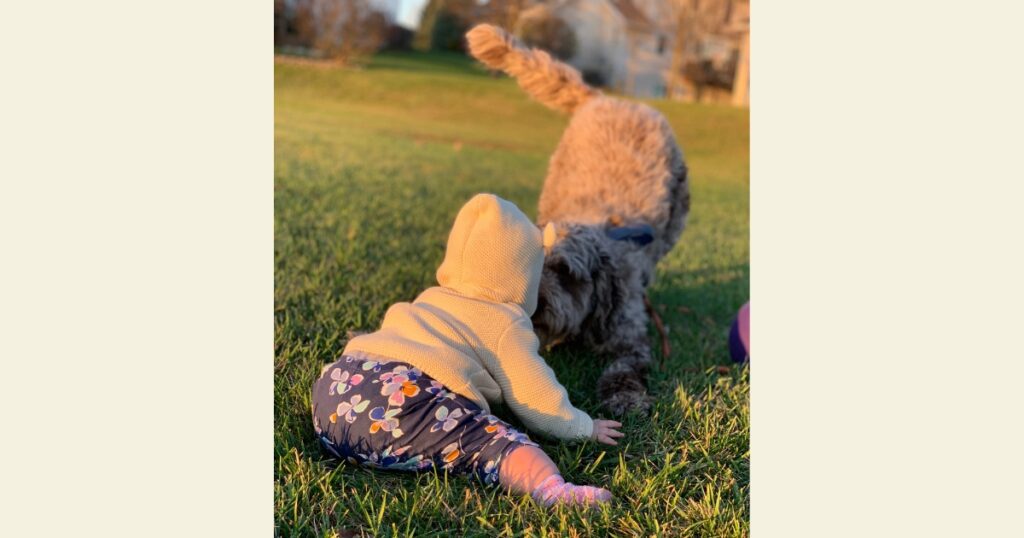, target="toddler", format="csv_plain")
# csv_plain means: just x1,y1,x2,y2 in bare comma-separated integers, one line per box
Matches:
311,194,623,507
